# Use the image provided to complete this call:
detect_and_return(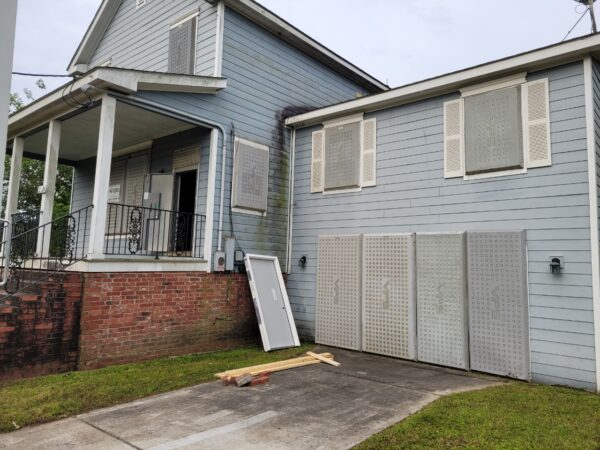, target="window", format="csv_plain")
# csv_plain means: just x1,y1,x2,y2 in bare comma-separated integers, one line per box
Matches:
231,138,269,215
168,14,197,75
107,152,149,234
443,76,551,179
311,117,377,194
